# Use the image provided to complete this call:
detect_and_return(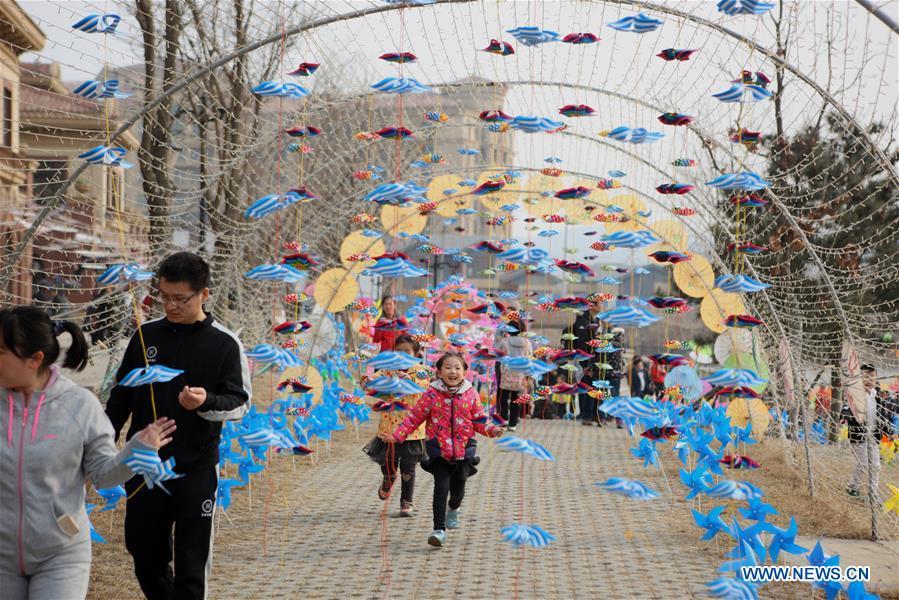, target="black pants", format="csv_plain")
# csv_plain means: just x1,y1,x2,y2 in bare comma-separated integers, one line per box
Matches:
381,453,417,504
125,467,218,600
429,458,469,531
579,392,597,421
497,388,522,427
